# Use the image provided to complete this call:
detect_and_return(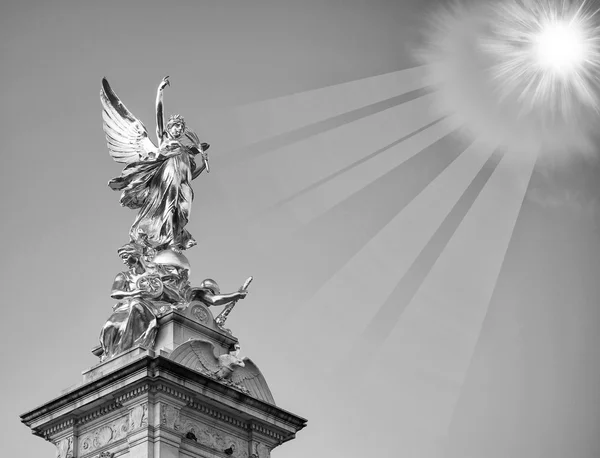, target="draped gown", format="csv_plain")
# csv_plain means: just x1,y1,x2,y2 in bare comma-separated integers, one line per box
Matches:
108,135,202,250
